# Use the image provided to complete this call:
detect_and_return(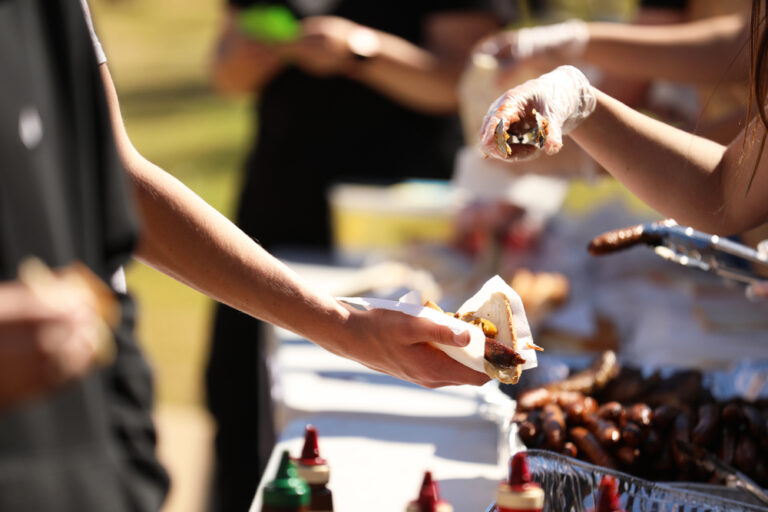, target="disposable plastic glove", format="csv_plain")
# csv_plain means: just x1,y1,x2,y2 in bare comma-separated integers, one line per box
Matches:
476,19,589,65
479,65,596,161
